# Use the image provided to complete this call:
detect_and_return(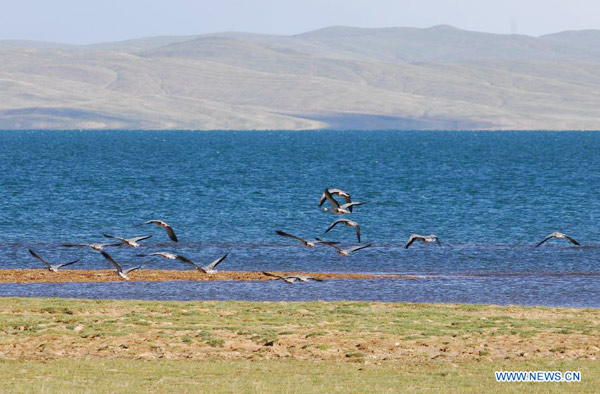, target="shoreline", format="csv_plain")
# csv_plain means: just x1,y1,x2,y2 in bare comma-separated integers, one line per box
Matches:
0,269,416,283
